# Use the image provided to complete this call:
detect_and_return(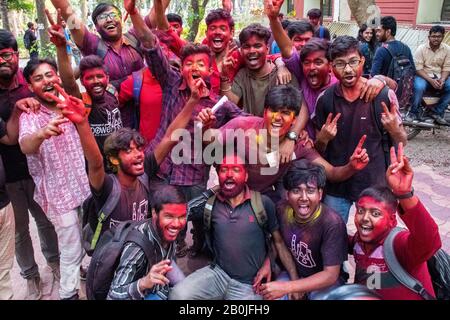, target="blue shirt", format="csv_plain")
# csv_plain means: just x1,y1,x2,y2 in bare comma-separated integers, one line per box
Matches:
370,40,415,77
